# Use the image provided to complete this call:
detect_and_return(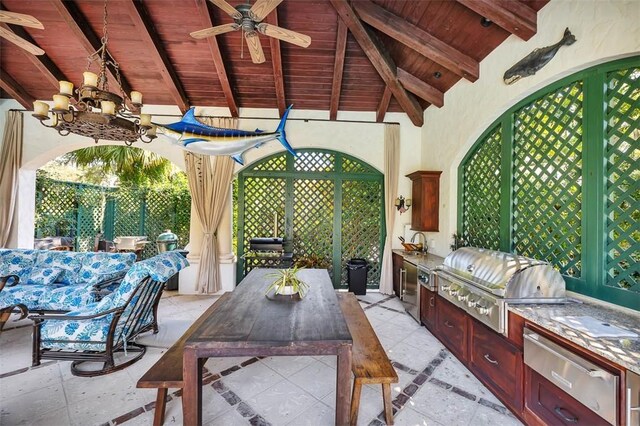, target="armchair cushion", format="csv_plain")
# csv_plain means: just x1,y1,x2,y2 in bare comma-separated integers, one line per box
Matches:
24,267,64,286
36,284,98,312
40,310,113,351
78,252,137,286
